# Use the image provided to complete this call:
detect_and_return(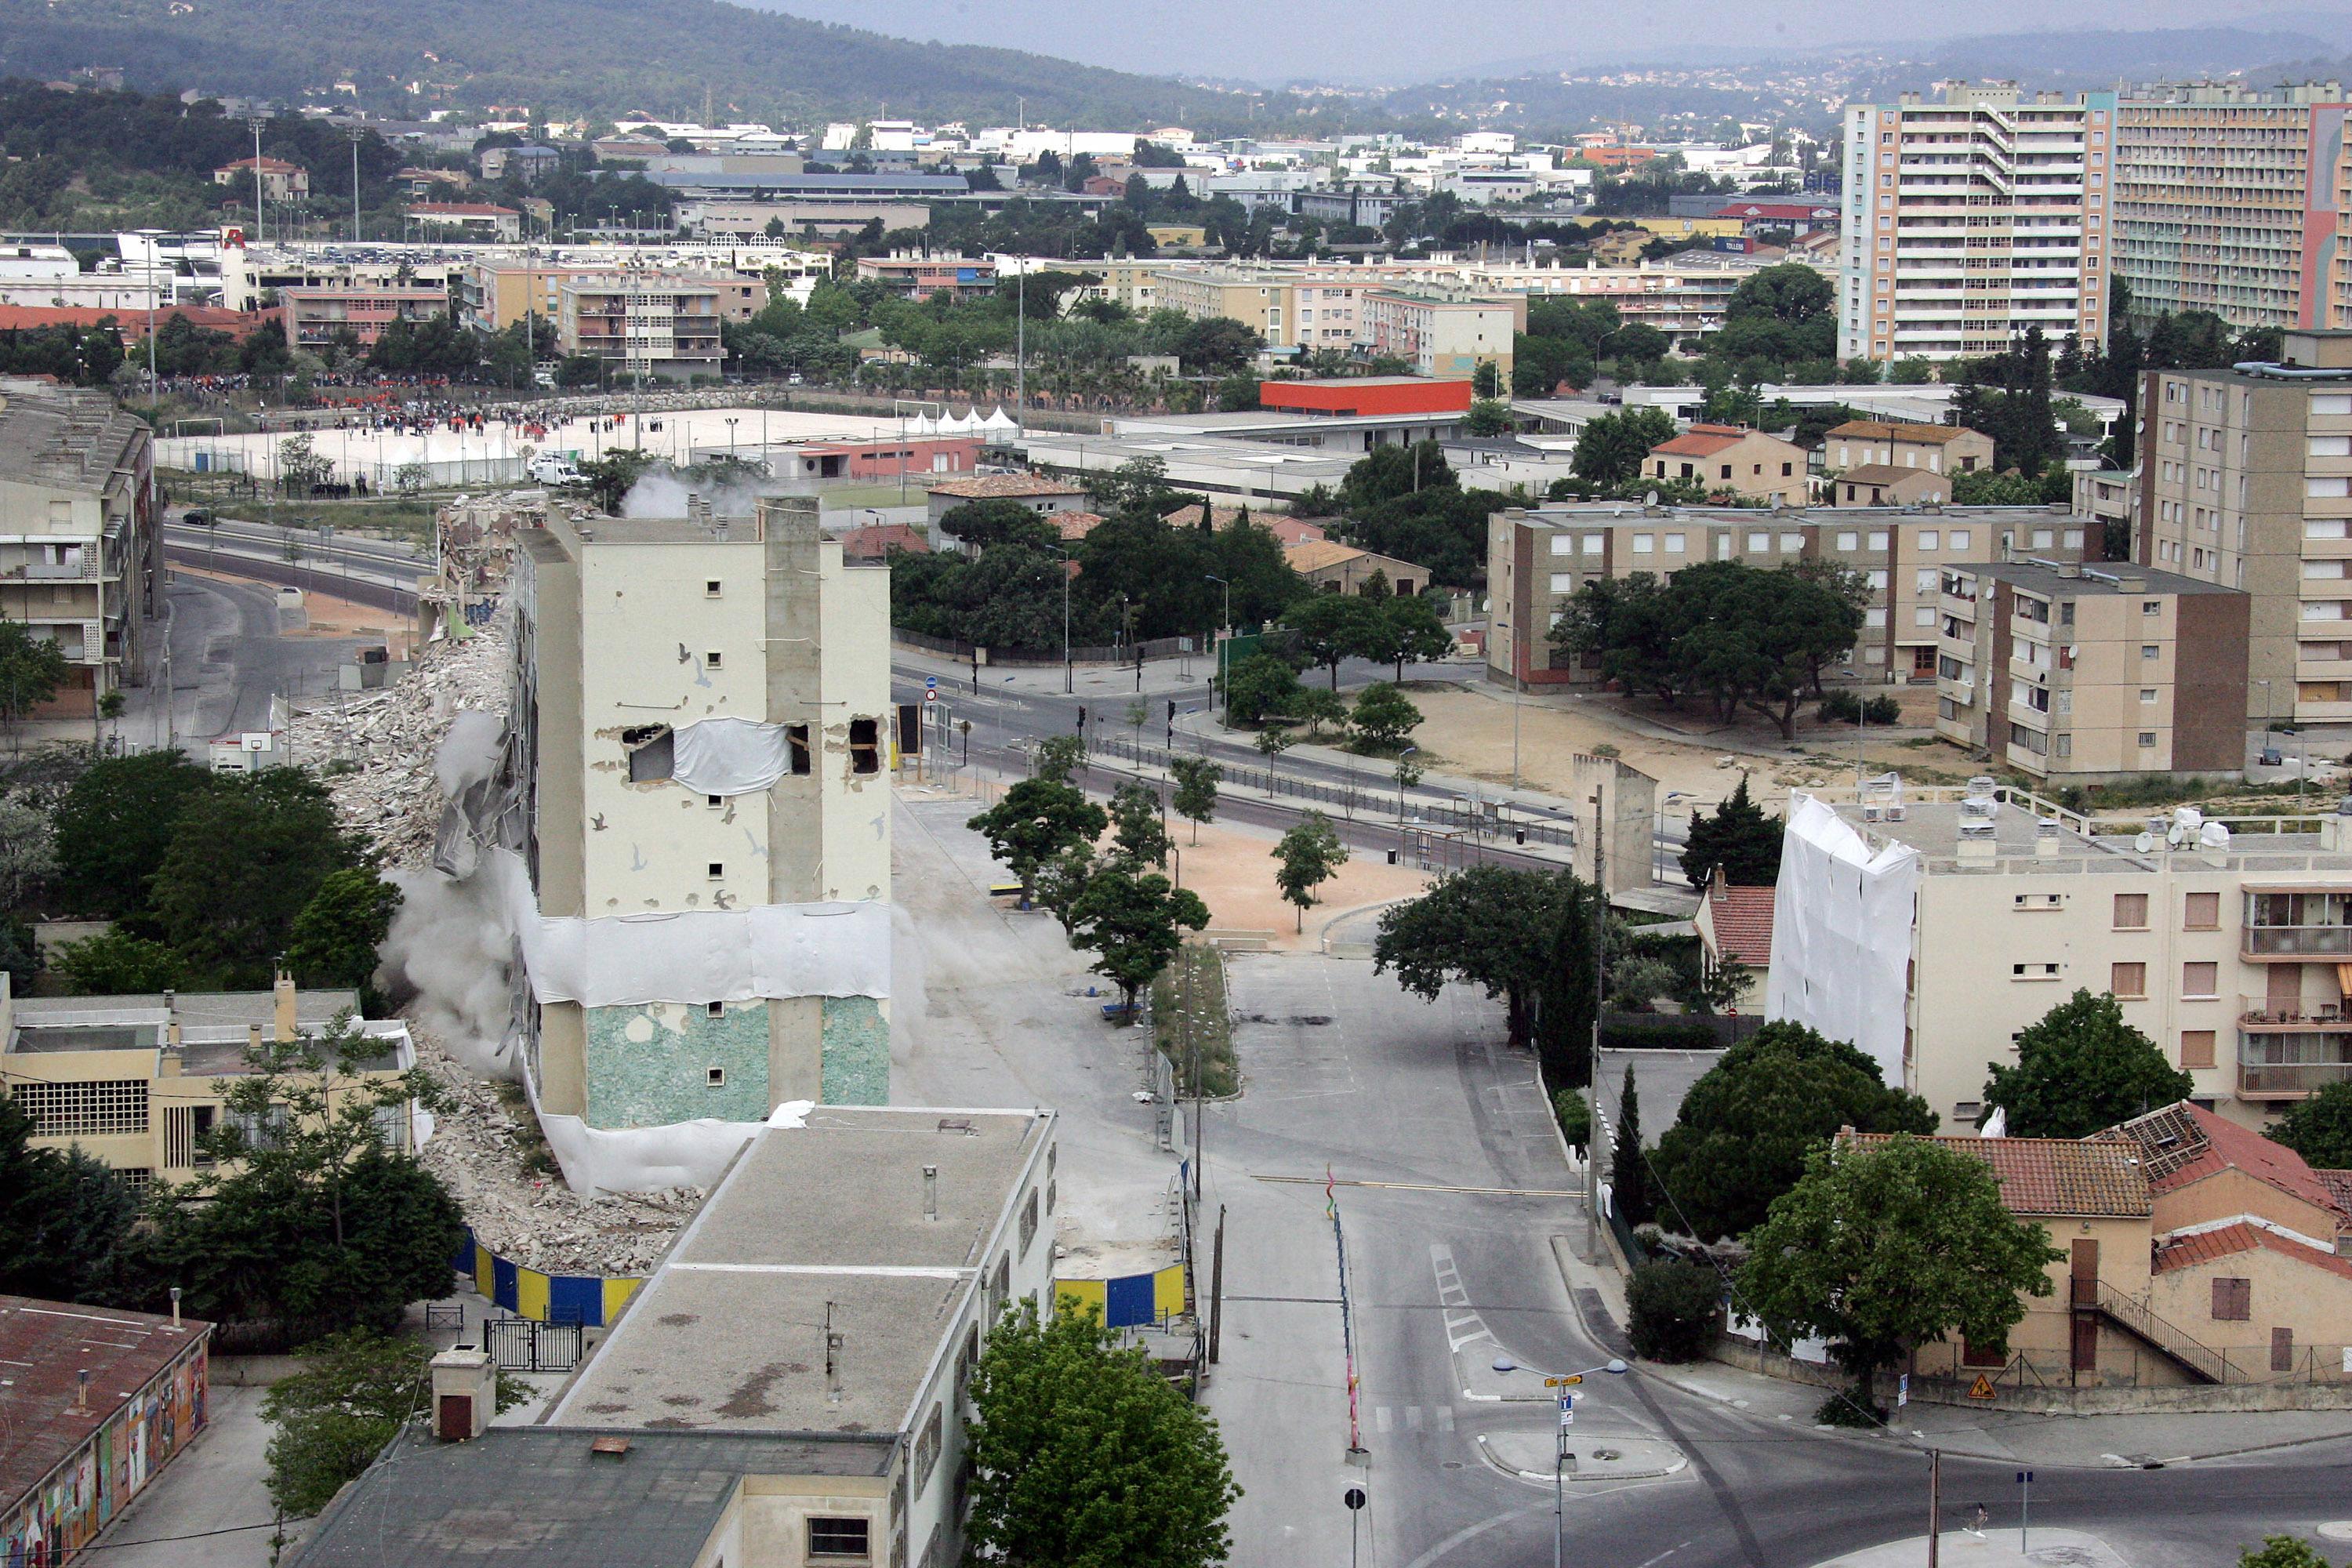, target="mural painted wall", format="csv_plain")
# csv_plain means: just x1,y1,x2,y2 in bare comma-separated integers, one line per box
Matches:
583,996,891,1126
2,1341,208,1567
